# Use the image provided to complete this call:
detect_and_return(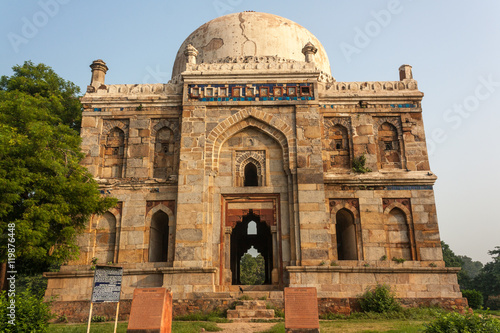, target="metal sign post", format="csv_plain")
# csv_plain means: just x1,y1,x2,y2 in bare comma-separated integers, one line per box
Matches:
86,265,123,333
